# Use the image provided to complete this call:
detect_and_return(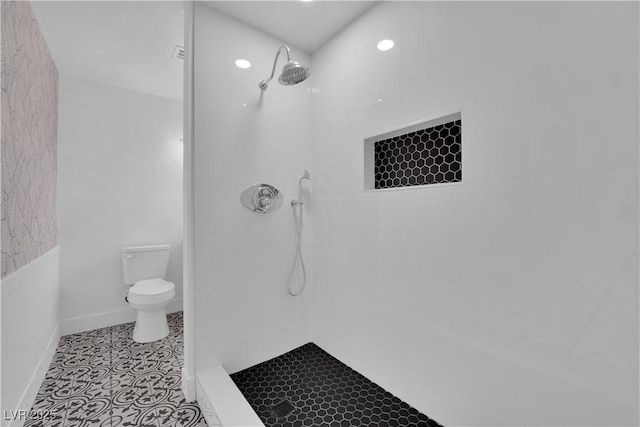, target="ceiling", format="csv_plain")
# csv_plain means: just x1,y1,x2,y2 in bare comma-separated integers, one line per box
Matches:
30,1,377,102
204,1,377,54
31,1,185,101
